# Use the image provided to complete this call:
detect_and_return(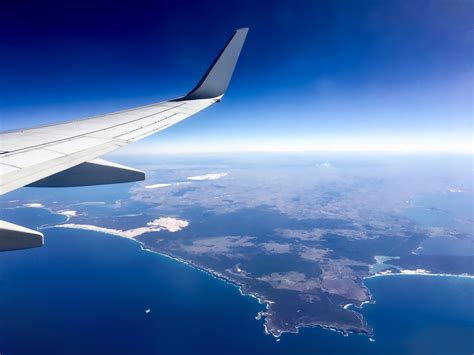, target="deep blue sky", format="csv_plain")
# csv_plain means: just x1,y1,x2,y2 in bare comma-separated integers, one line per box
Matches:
1,0,472,153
